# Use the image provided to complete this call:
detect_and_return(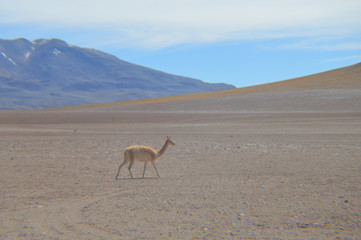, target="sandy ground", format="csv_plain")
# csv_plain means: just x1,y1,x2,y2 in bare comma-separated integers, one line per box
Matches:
0,110,360,239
